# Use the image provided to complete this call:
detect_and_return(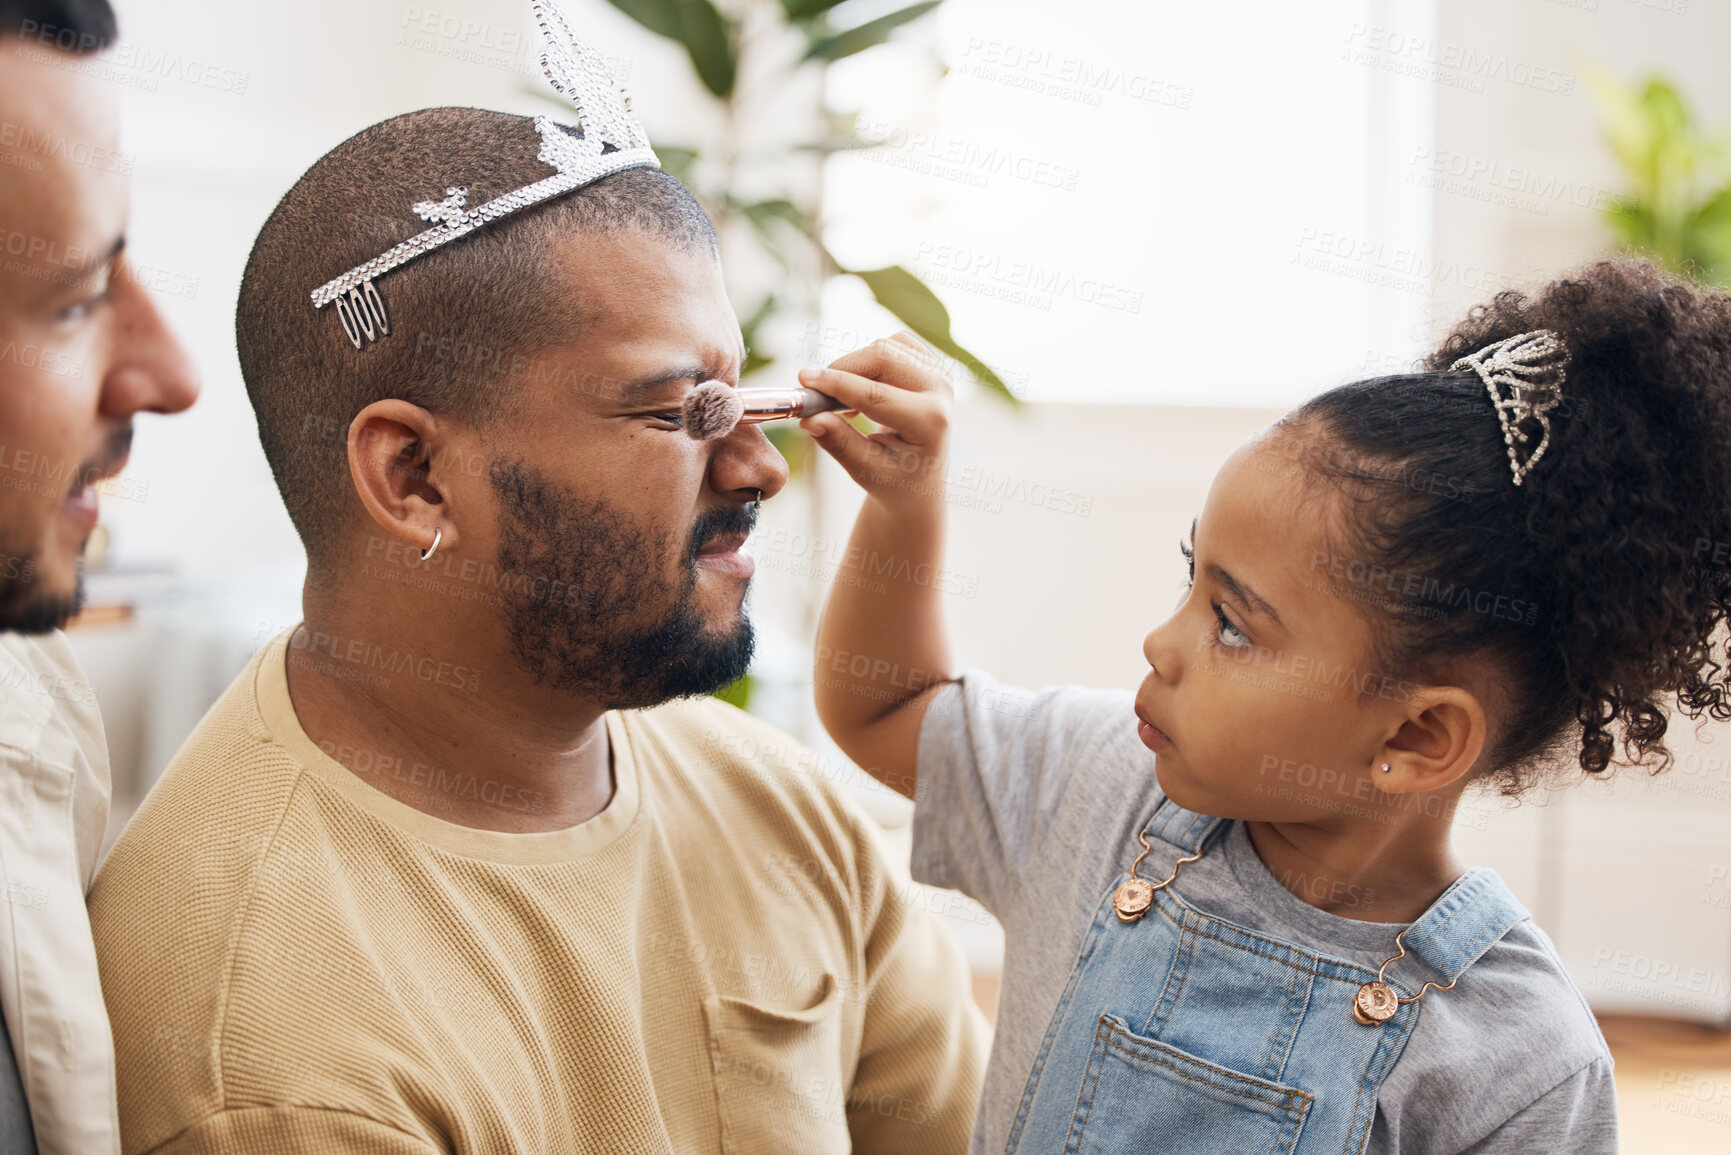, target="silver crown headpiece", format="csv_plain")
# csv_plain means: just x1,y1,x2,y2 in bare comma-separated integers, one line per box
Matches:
1451,329,1569,487
309,0,659,349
